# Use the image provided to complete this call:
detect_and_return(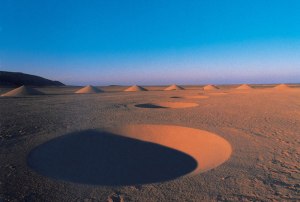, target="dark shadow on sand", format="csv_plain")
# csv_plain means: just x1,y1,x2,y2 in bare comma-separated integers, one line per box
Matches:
27,130,197,186
134,103,167,108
